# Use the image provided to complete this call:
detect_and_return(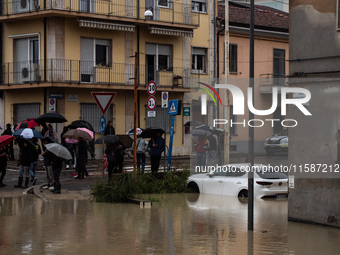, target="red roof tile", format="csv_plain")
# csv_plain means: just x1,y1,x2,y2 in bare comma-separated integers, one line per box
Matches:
218,3,289,31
